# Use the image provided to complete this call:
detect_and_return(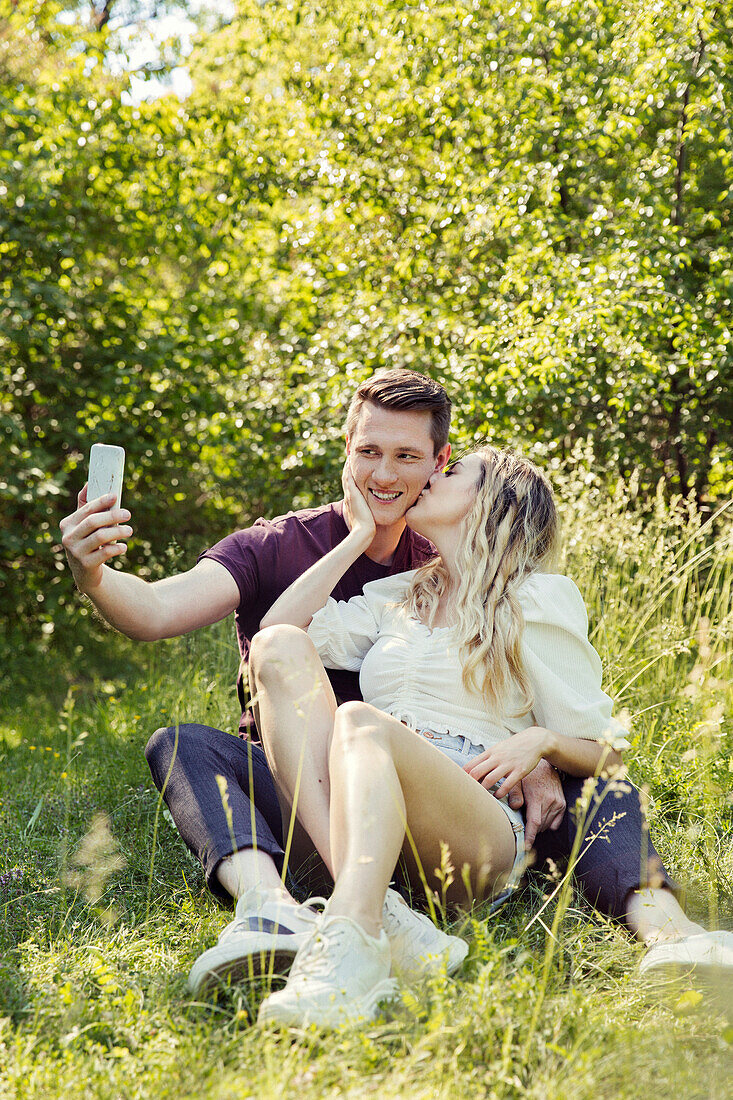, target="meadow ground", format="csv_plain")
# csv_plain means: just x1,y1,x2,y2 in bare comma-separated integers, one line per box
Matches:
1,476,732,1099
